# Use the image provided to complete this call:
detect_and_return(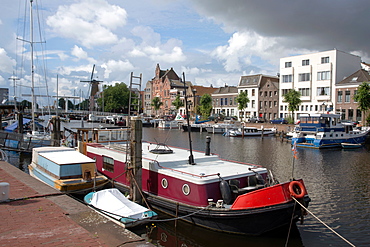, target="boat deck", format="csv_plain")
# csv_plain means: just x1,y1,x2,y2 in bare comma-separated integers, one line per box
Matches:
141,142,265,183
